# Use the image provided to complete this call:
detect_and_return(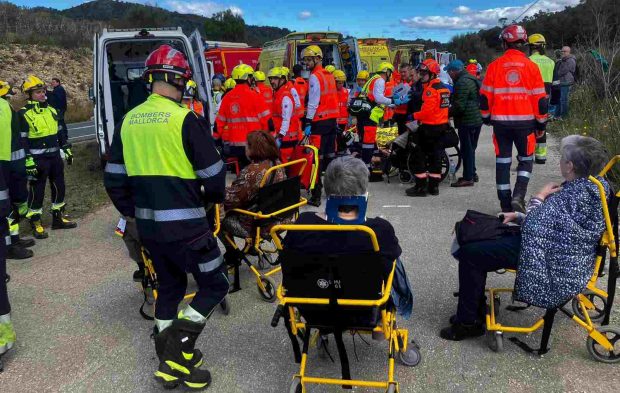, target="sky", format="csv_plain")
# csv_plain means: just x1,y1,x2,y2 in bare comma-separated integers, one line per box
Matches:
12,0,581,42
